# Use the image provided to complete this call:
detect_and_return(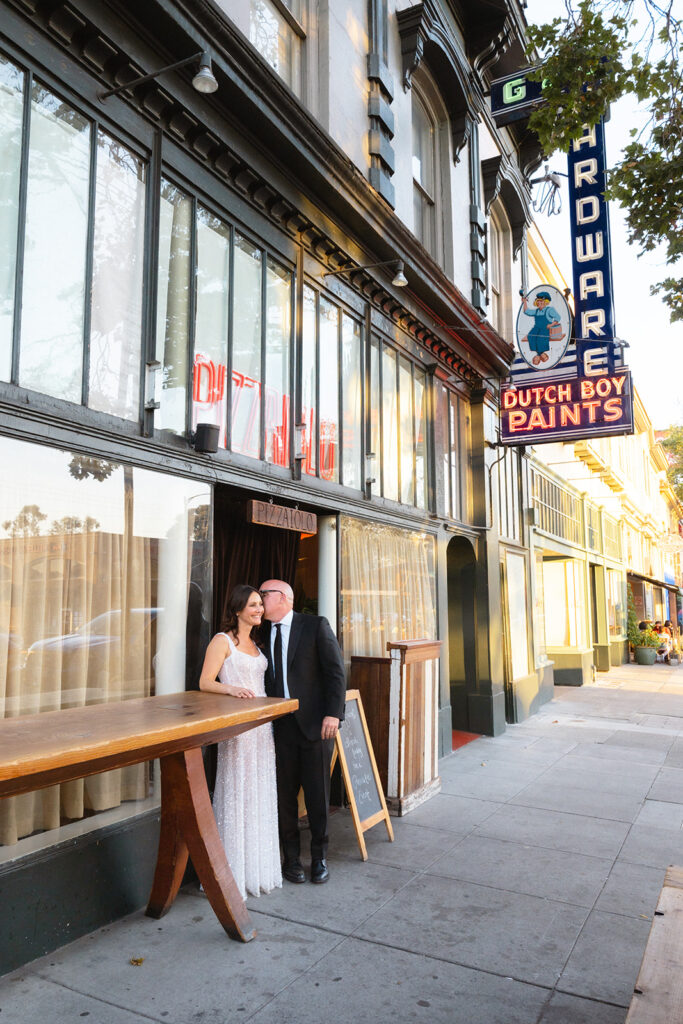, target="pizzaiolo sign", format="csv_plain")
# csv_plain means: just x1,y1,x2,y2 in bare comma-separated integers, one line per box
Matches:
246,499,317,534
